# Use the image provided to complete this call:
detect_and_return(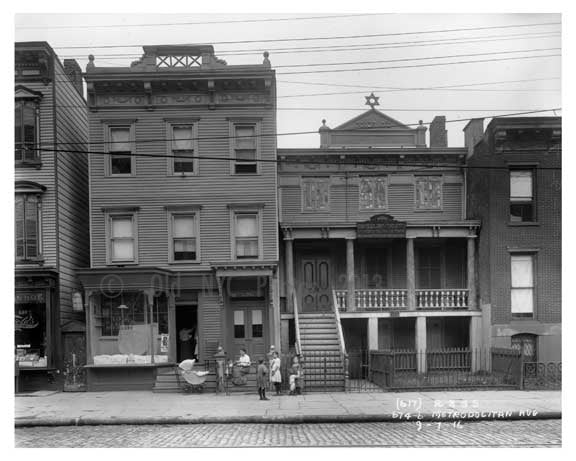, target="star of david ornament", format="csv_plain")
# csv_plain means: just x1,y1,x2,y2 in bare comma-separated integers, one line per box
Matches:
365,92,380,109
